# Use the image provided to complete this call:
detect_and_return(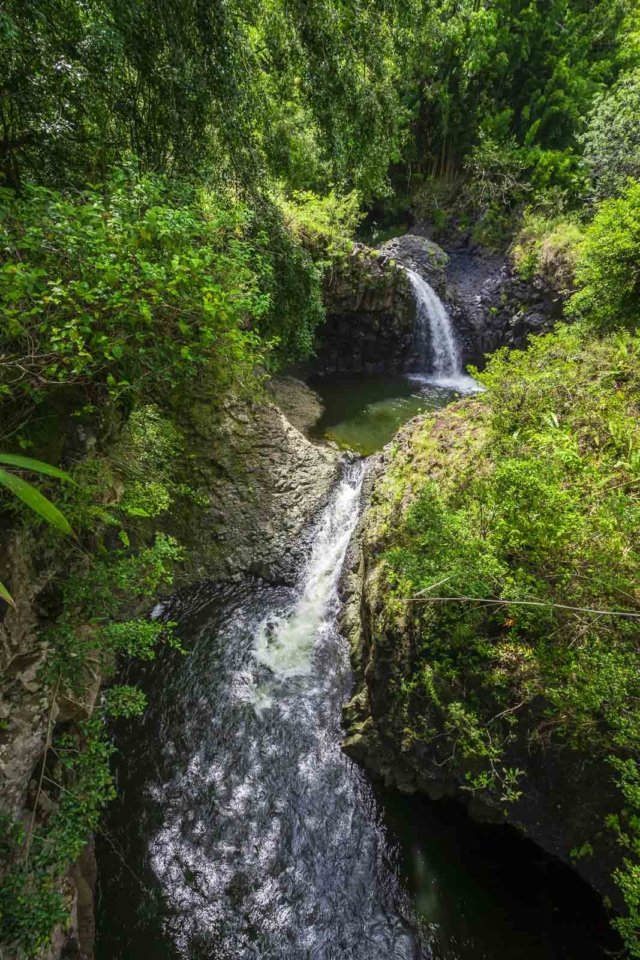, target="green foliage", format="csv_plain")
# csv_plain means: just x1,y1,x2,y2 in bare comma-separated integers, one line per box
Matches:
567,180,640,331
0,468,72,536
0,453,74,536
401,0,629,181
0,168,338,424
0,453,76,605
45,533,184,690
390,0,635,243
279,189,364,259
511,210,584,291
0,718,116,957
607,759,640,955
581,69,640,200
104,685,147,718
377,324,640,946
0,172,266,416
0,581,13,606
464,134,528,210
0,0,408,197
98,619,177,660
